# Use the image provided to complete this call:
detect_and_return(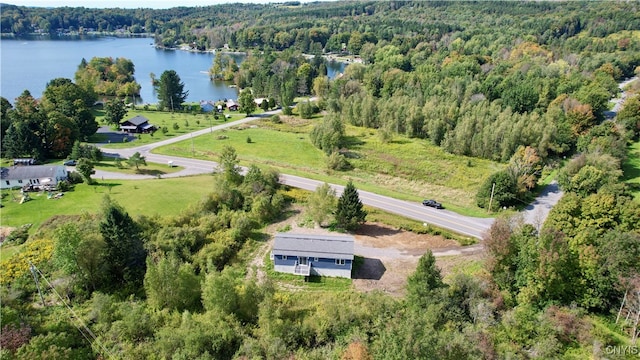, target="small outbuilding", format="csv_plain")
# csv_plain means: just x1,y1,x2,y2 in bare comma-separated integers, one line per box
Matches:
0,165,68,190
200,100,215,113
120,115,156,133
226,99,239,111
271,233,355,279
